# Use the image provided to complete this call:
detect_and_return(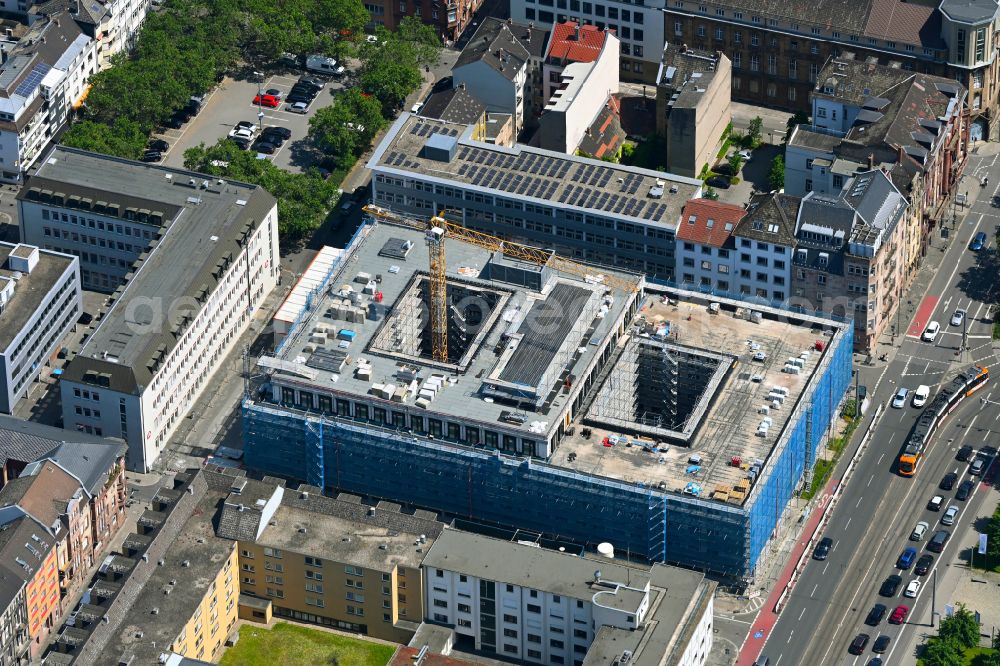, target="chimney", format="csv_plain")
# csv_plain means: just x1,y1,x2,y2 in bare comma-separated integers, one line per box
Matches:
681,43,688,53
897,144,905,164
868,153,875,170
507,17,512,24
575,23,581,40
459,82,466,90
